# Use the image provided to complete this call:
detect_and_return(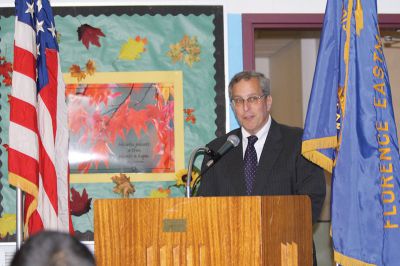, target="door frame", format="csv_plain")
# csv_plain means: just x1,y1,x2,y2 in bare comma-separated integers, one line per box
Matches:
242,13,400,70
